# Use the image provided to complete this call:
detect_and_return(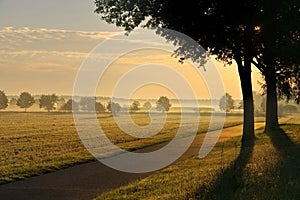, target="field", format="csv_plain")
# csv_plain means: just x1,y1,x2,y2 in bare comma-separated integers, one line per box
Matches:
0,112,252,184
95,115,300,200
